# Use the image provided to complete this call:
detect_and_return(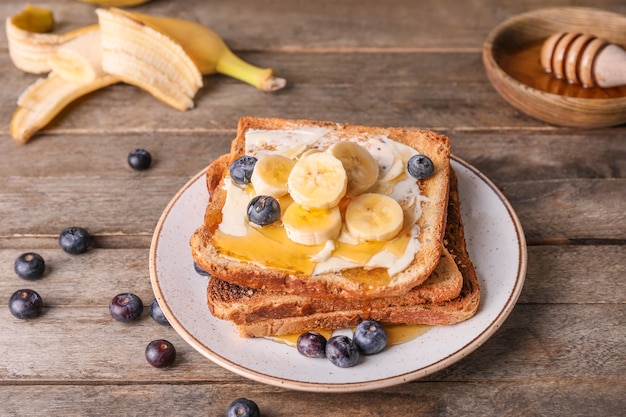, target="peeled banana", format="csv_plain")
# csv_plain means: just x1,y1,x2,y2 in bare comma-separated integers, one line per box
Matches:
7,5,286,143
344,193,404,242
287,153,348,210
96,8,202,111
97,8,286,94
